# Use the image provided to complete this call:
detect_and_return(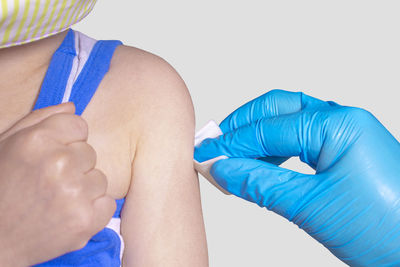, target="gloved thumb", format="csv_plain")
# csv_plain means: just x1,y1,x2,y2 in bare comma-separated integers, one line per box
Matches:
211,158,315,222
